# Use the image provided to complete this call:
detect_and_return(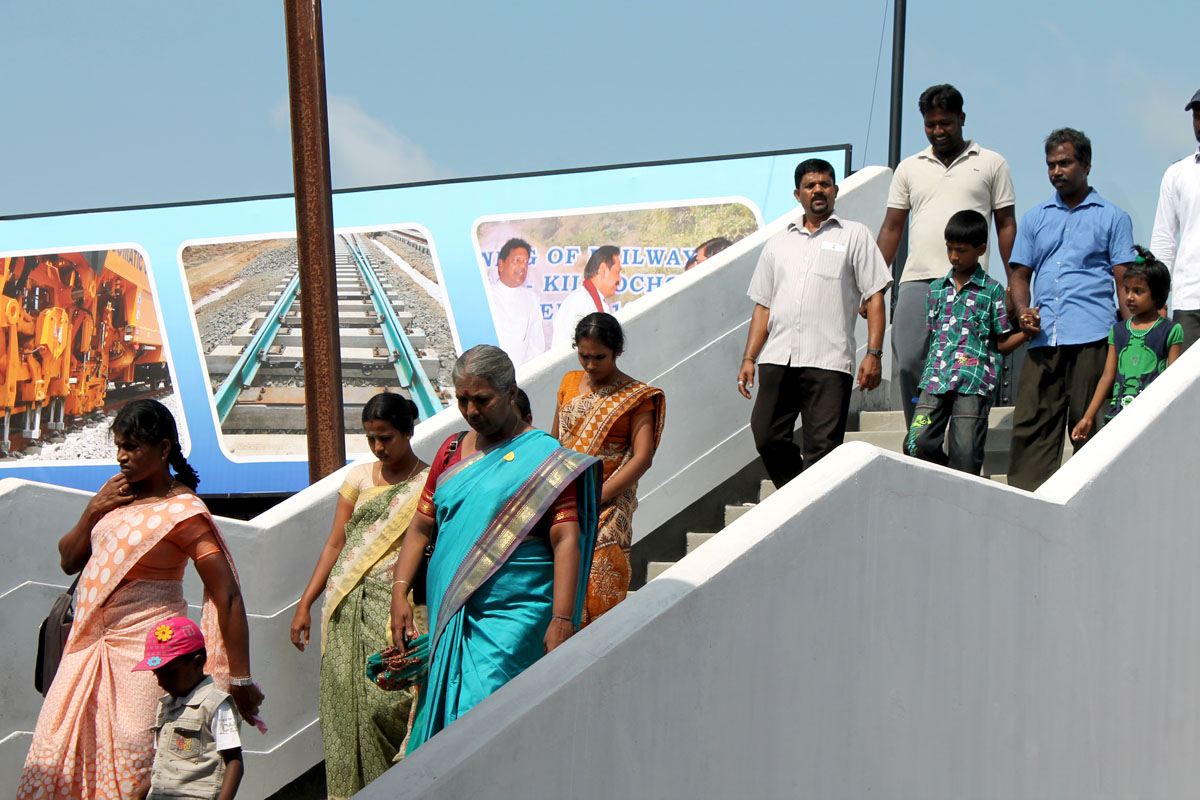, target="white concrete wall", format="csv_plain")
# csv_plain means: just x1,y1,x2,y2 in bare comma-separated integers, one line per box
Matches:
358,343,1200,799
0,166,892,796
